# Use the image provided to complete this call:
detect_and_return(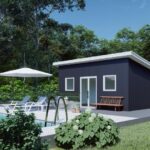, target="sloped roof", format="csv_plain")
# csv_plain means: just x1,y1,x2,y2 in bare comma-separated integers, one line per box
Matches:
53,51,150,70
